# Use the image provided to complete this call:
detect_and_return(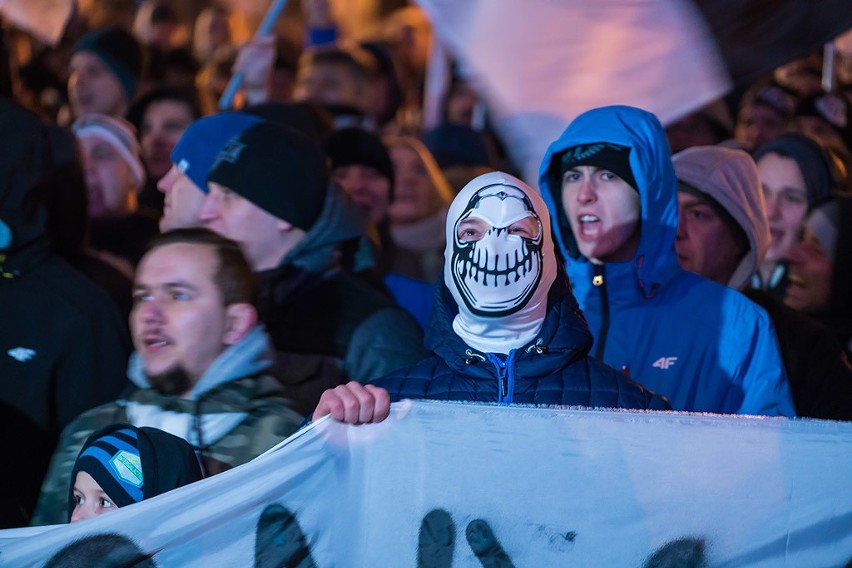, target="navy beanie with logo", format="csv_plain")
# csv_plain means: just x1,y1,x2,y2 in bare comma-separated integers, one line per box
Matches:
170,112,263,193
207,121,329,231
559,143,638,191
73,26,142,100
69,423,203,520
